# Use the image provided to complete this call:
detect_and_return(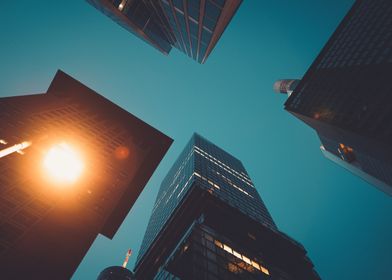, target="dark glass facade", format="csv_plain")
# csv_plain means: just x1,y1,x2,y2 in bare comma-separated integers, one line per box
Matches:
86,0,242,63
0,70,172,279
135,134,320,279
284,0,392,195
